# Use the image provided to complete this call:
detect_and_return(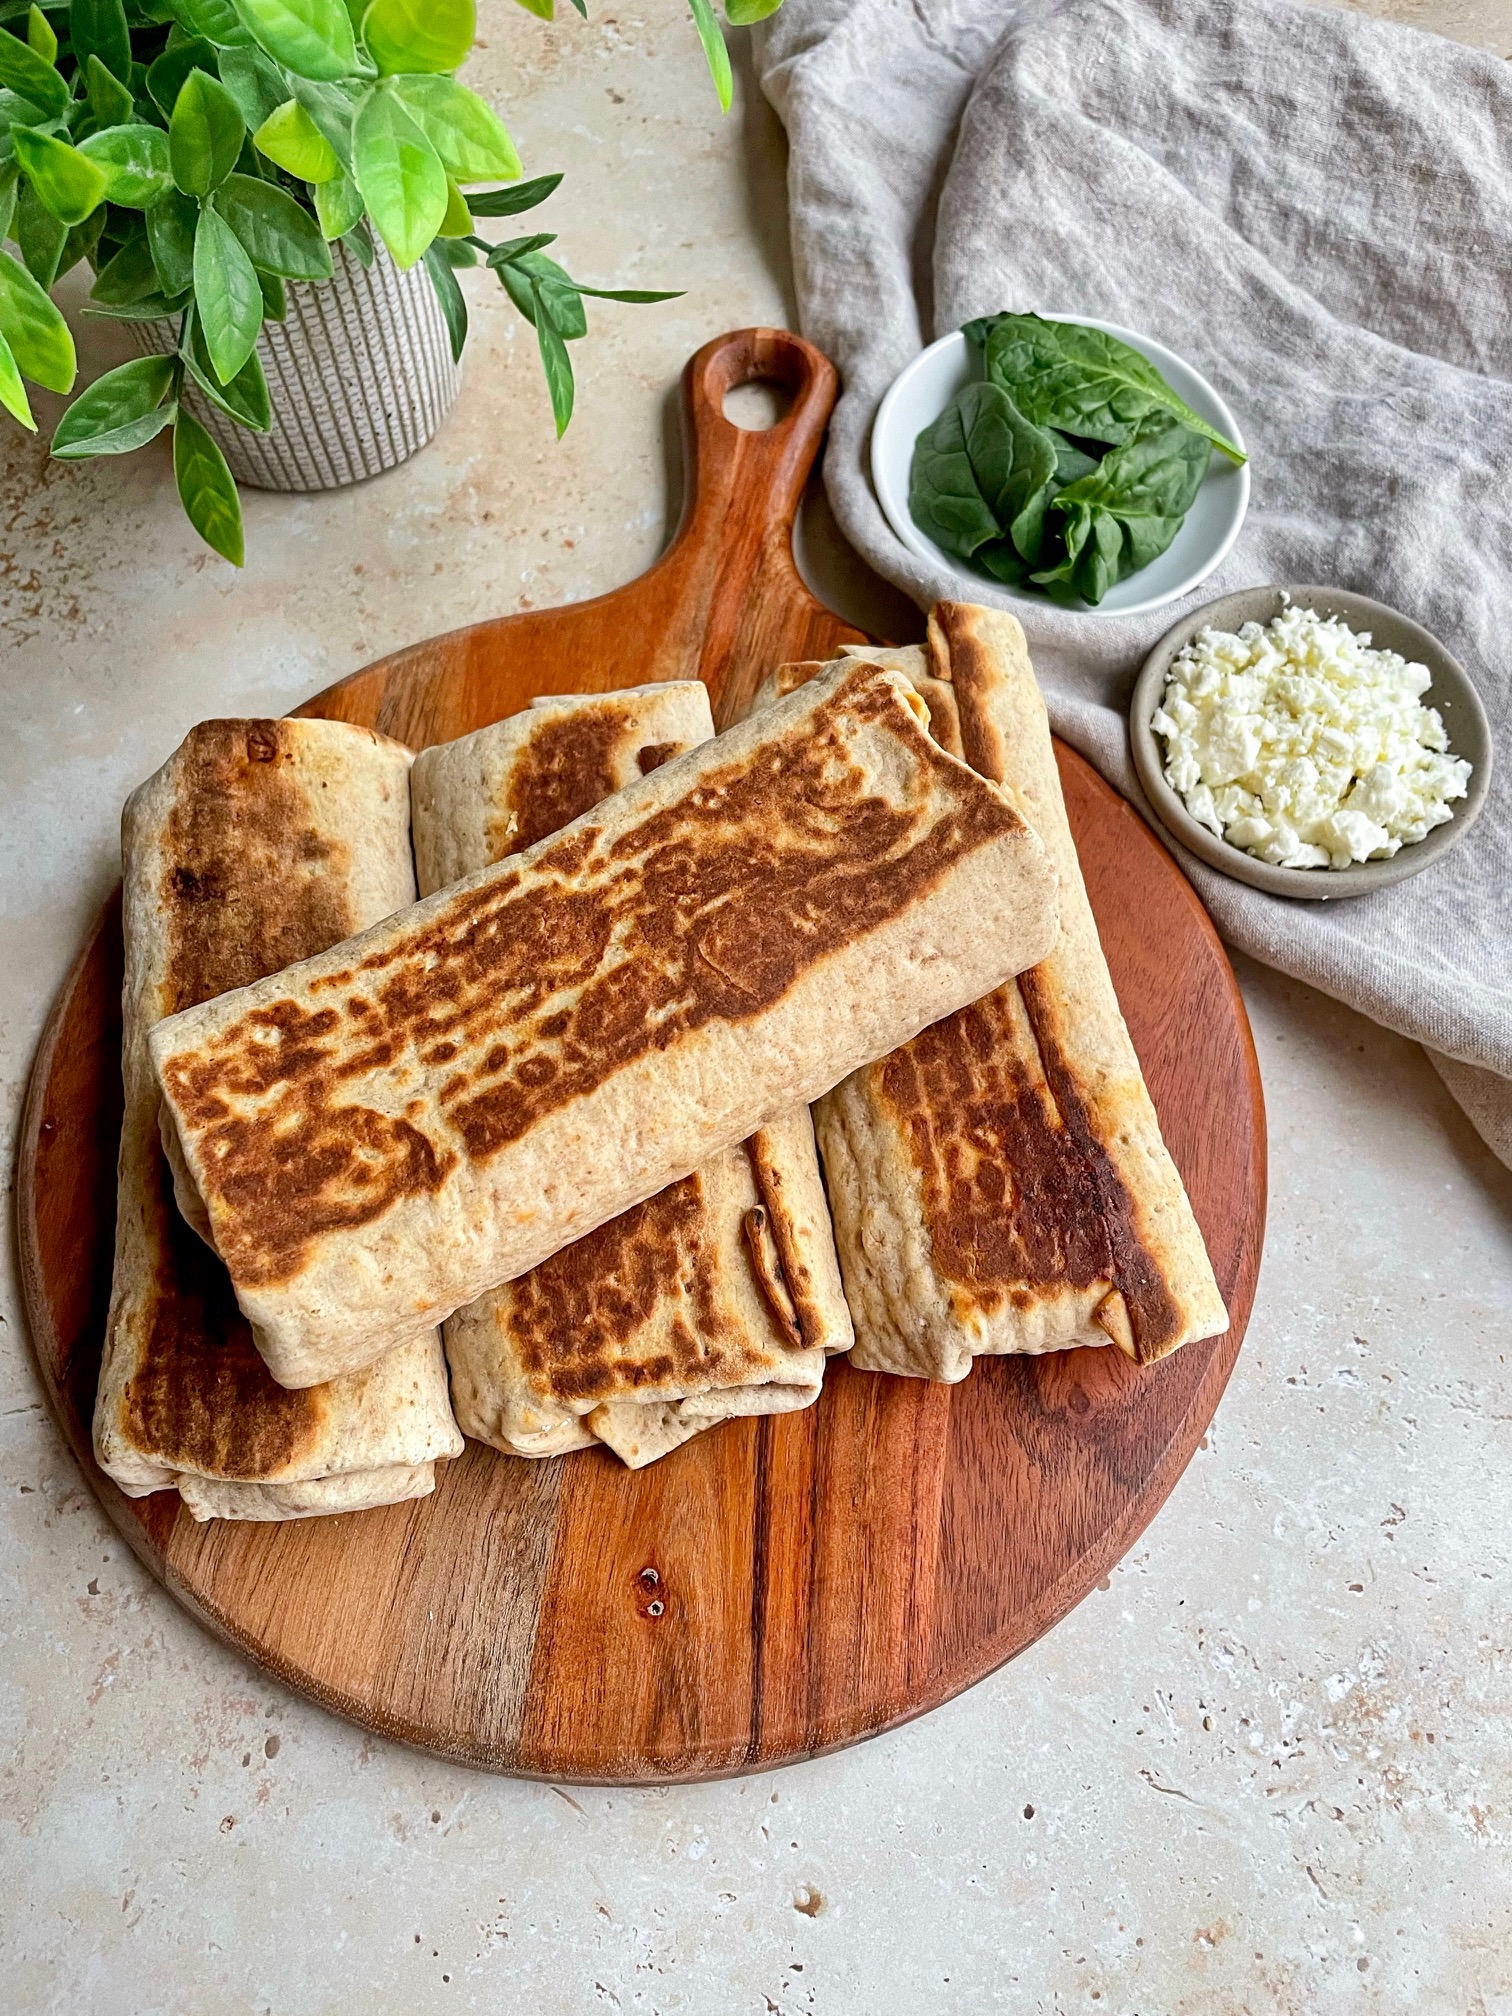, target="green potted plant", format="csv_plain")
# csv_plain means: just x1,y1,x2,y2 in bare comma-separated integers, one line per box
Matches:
0,0,781,563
